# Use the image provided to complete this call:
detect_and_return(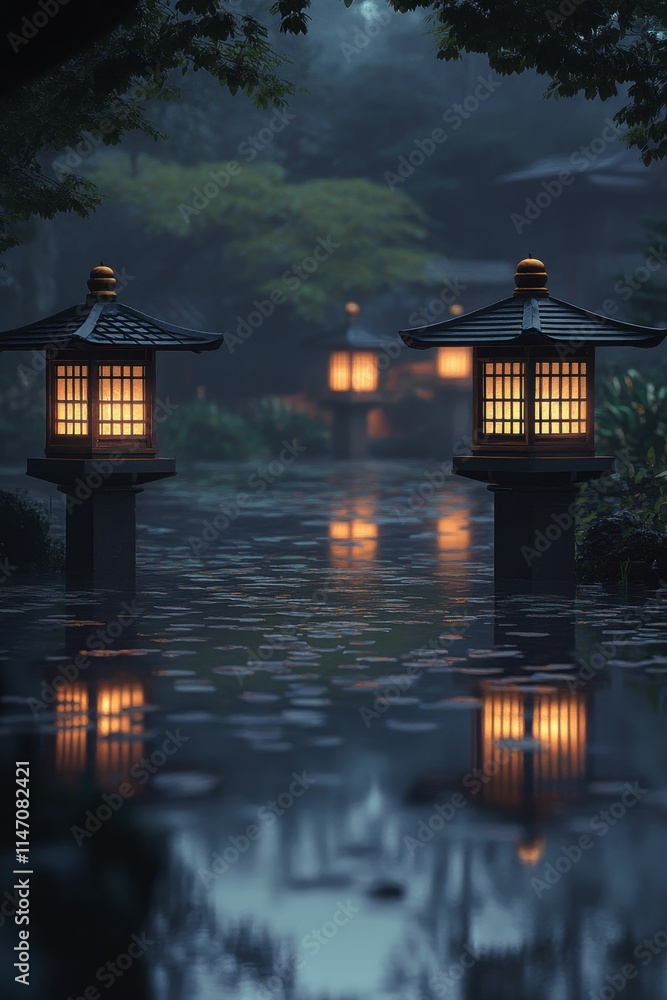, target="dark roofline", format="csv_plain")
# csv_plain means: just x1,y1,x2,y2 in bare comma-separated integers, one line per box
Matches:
0,301,224,352
399,295,666,350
